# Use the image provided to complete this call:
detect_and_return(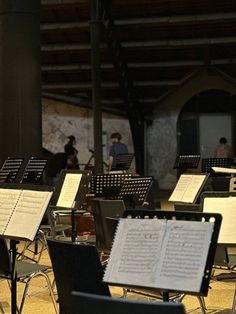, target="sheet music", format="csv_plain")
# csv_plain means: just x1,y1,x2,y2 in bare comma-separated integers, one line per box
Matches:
56,173,82,208
169,174,206,203
157,220,213,292
104,219,166,287
212,167,236,174
0,189,21,234
104,218,213,293
4,190,52,241
203,197,236,244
